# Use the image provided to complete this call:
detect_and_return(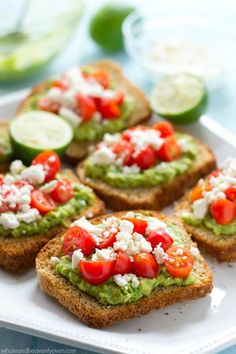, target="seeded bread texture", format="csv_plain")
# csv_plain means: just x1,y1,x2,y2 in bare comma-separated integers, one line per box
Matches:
0,170,105,273
76,139,216,211
174,196,236,262
36,210,213,328
17,60,151,164
0,120,11,173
